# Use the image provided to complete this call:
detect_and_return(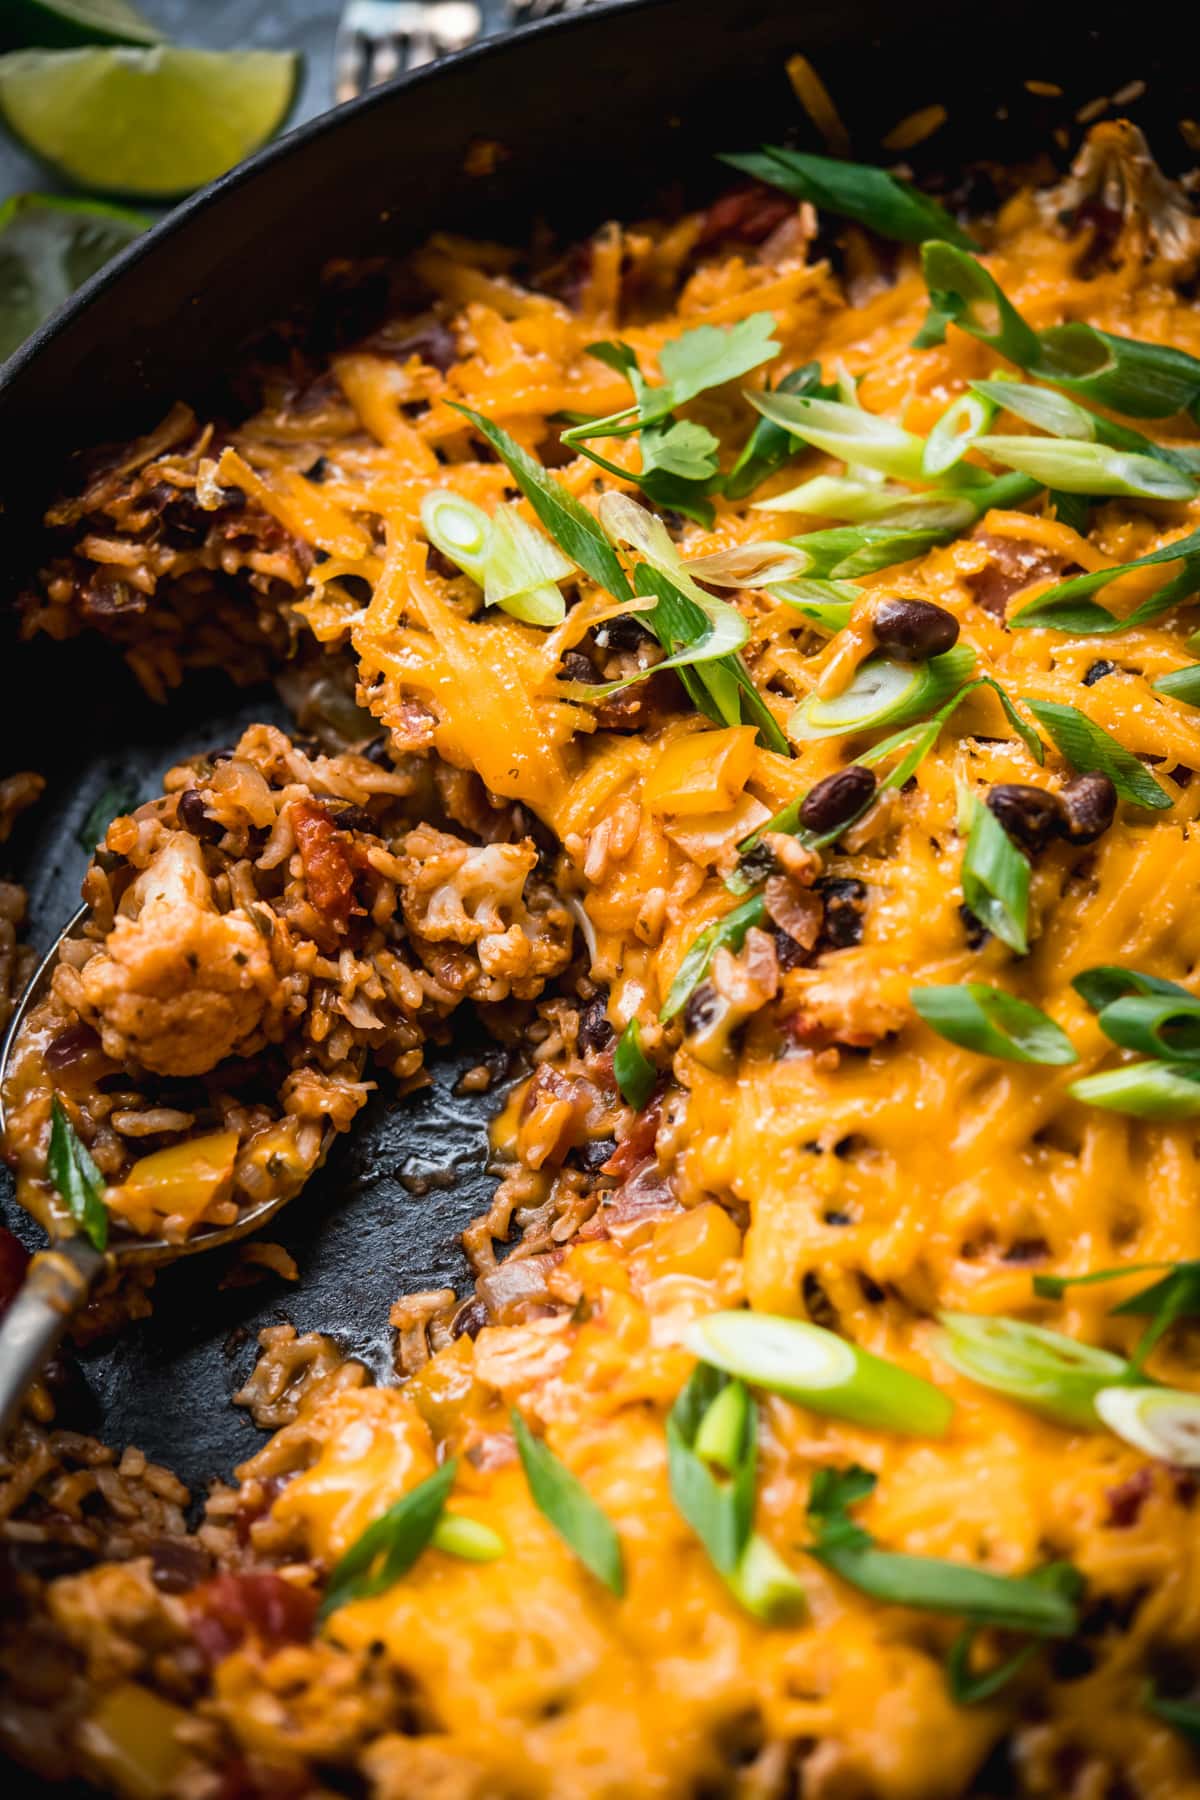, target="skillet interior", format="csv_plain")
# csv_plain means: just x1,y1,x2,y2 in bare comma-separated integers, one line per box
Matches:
0,0,1190,1502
